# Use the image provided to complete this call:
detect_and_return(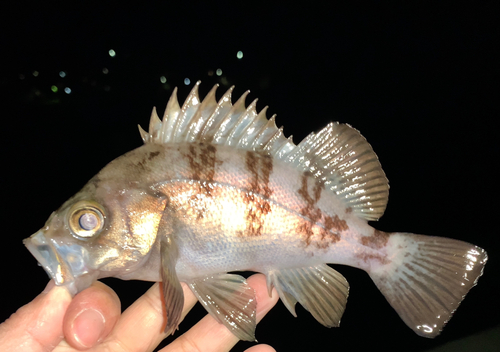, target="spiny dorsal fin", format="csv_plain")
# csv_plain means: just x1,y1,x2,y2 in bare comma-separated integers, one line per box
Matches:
139,81,389,220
